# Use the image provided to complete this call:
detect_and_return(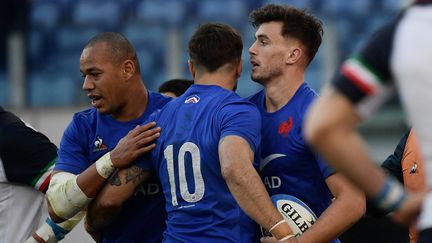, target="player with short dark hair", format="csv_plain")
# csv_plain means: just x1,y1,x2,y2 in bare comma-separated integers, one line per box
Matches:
247,4,365,242
45,32,170,242
158,79,193,98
